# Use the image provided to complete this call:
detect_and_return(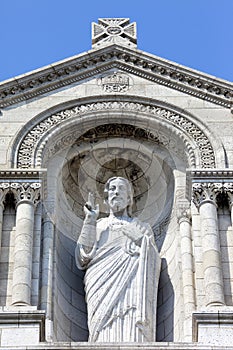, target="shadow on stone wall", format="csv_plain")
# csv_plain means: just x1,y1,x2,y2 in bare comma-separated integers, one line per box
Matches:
54,231,88,341
156,258,174,341
0,193,15,306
